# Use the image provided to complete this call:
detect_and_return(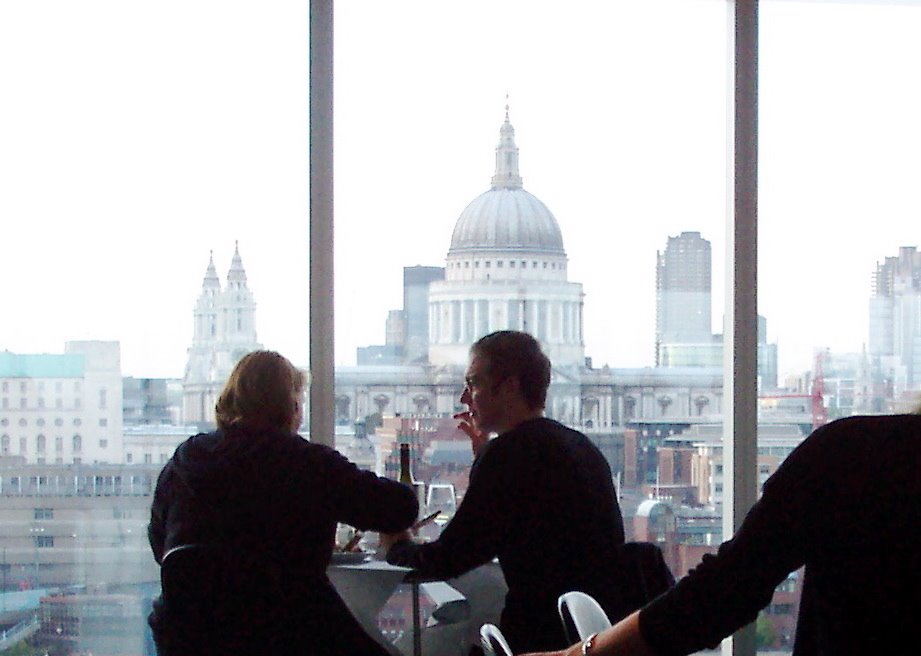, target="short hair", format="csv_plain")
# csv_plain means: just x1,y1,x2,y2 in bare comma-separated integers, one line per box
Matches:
470,331,551,410
215,350,305,432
